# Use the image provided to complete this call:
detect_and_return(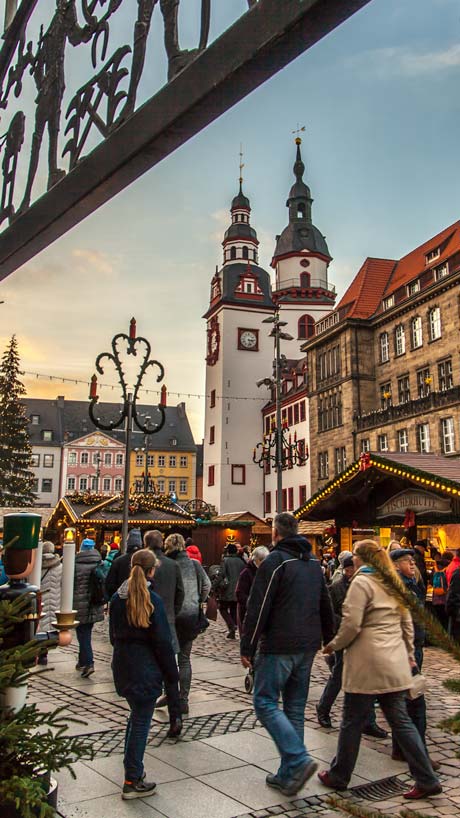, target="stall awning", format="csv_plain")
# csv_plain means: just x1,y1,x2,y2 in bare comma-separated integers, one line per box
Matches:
47,493,195,530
